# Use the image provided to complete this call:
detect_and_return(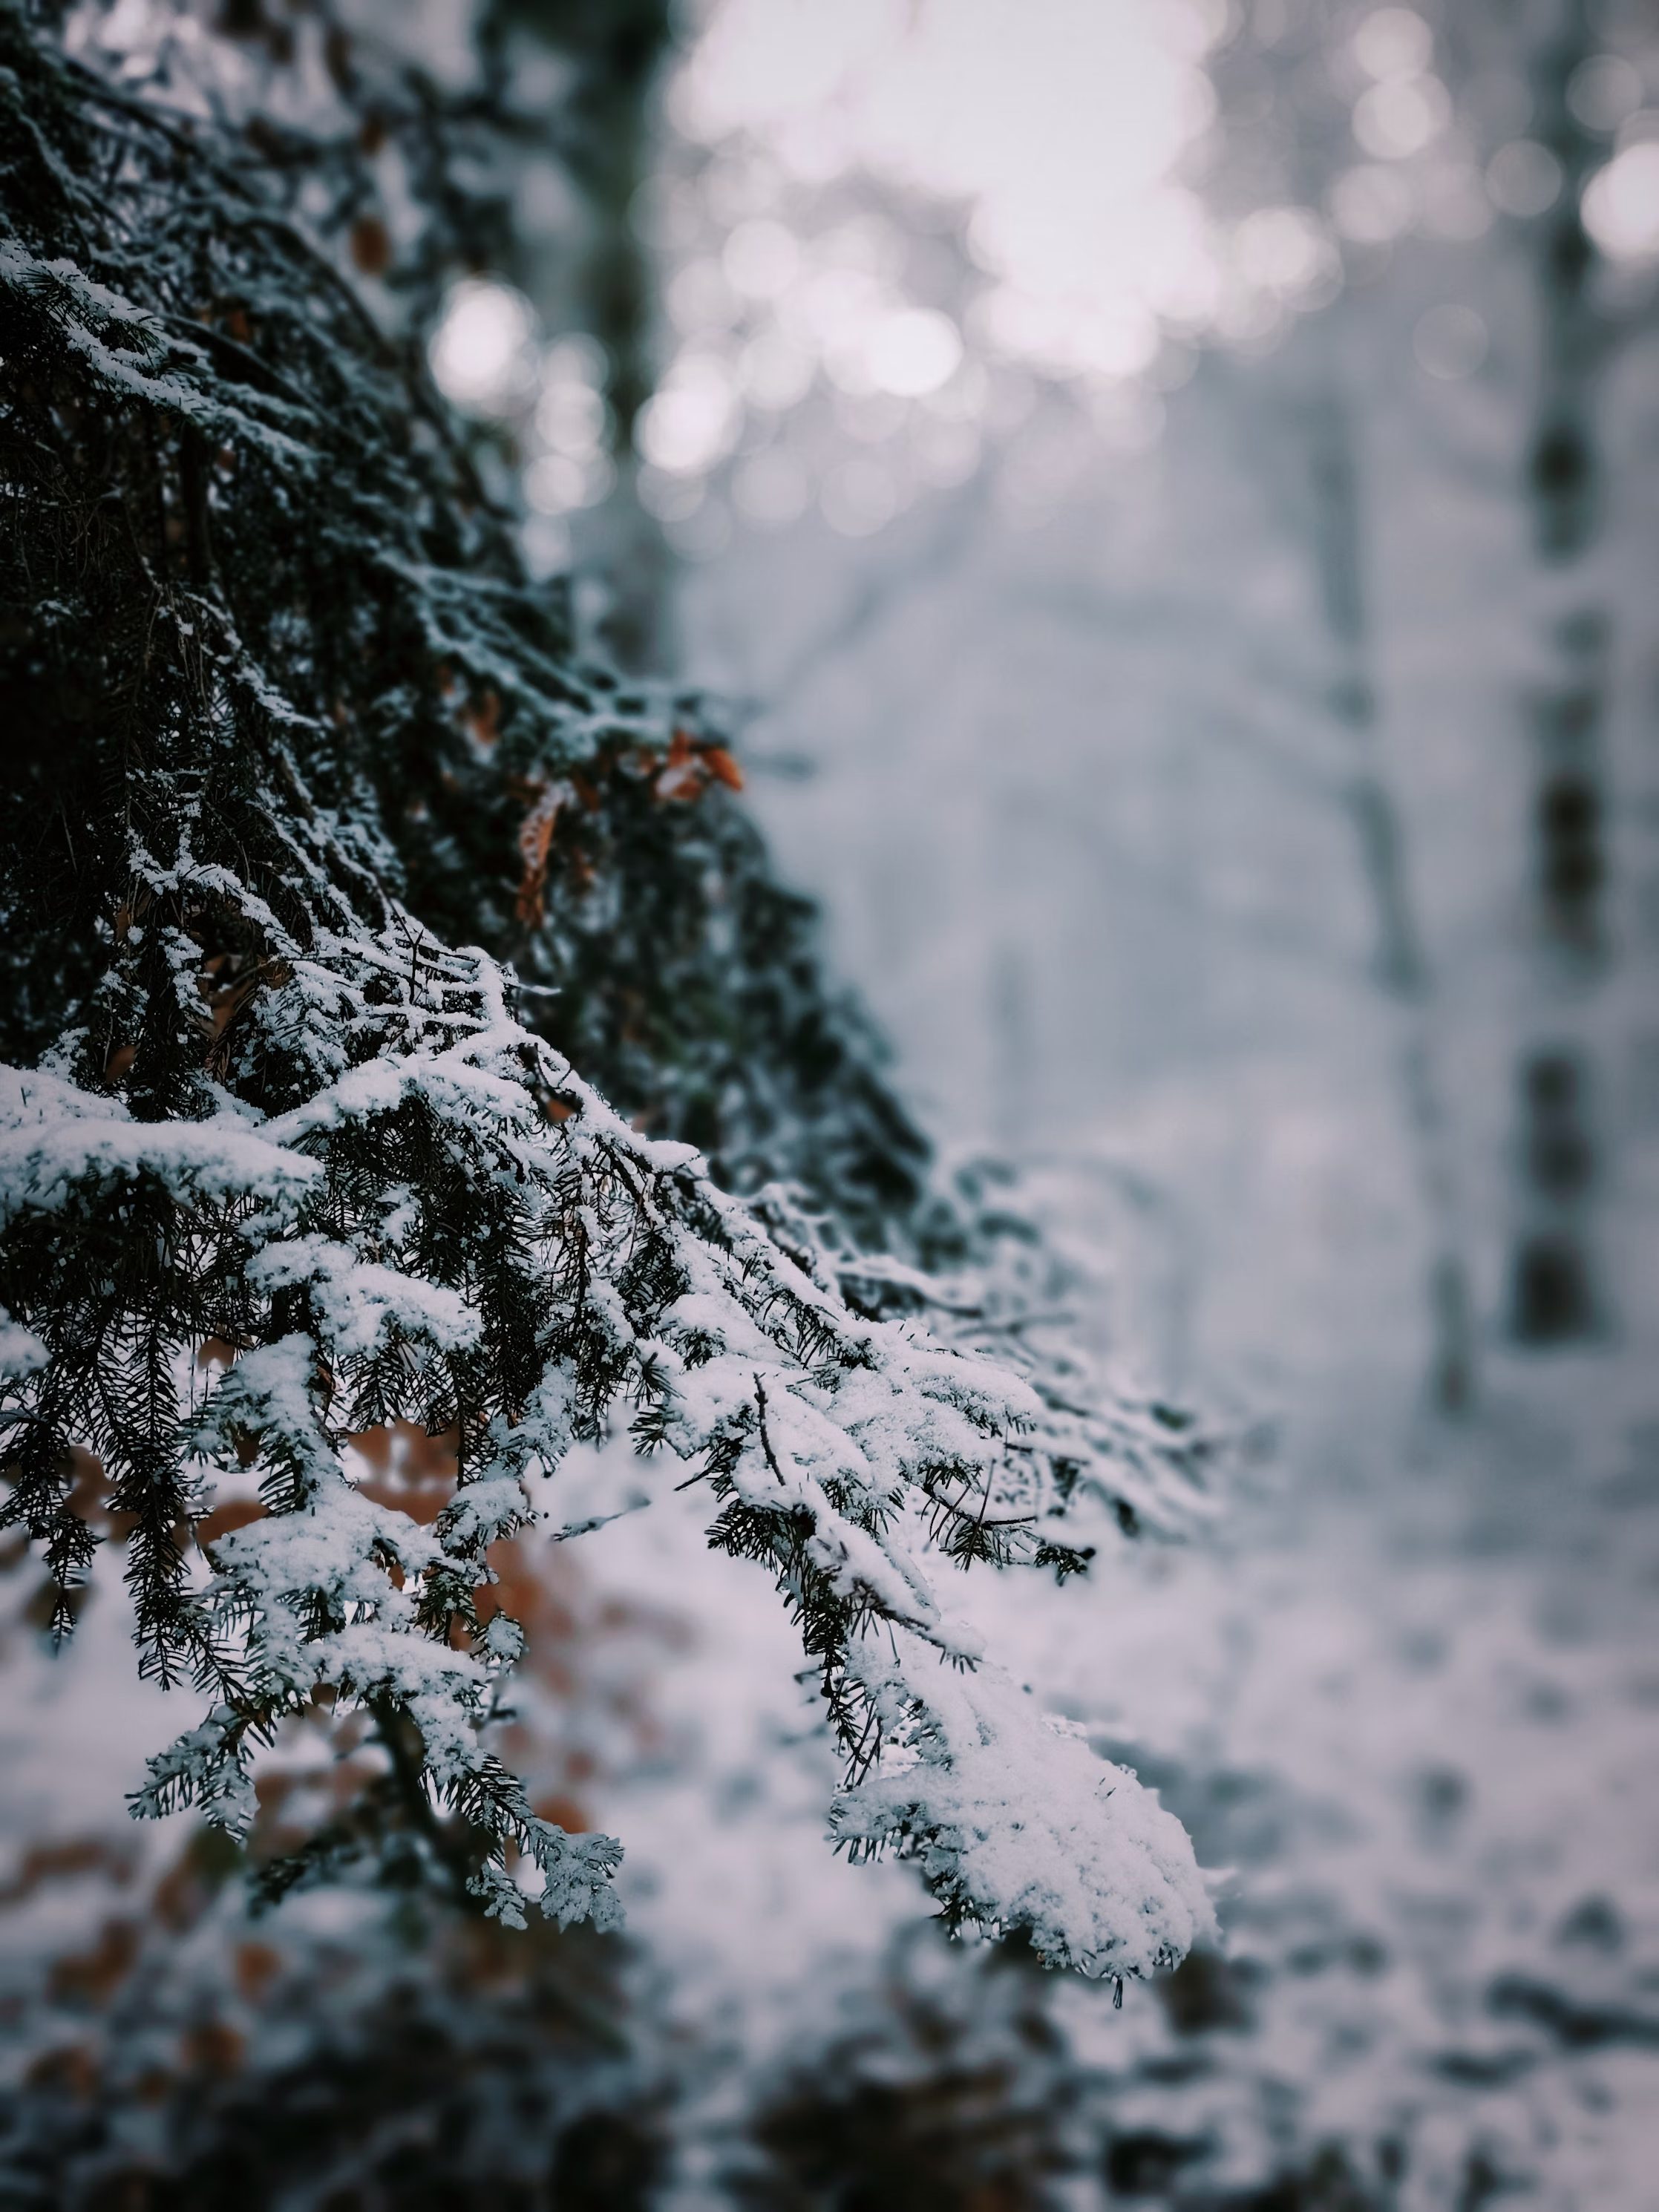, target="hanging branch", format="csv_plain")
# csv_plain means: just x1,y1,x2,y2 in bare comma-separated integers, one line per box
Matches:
0,16,1214,1980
